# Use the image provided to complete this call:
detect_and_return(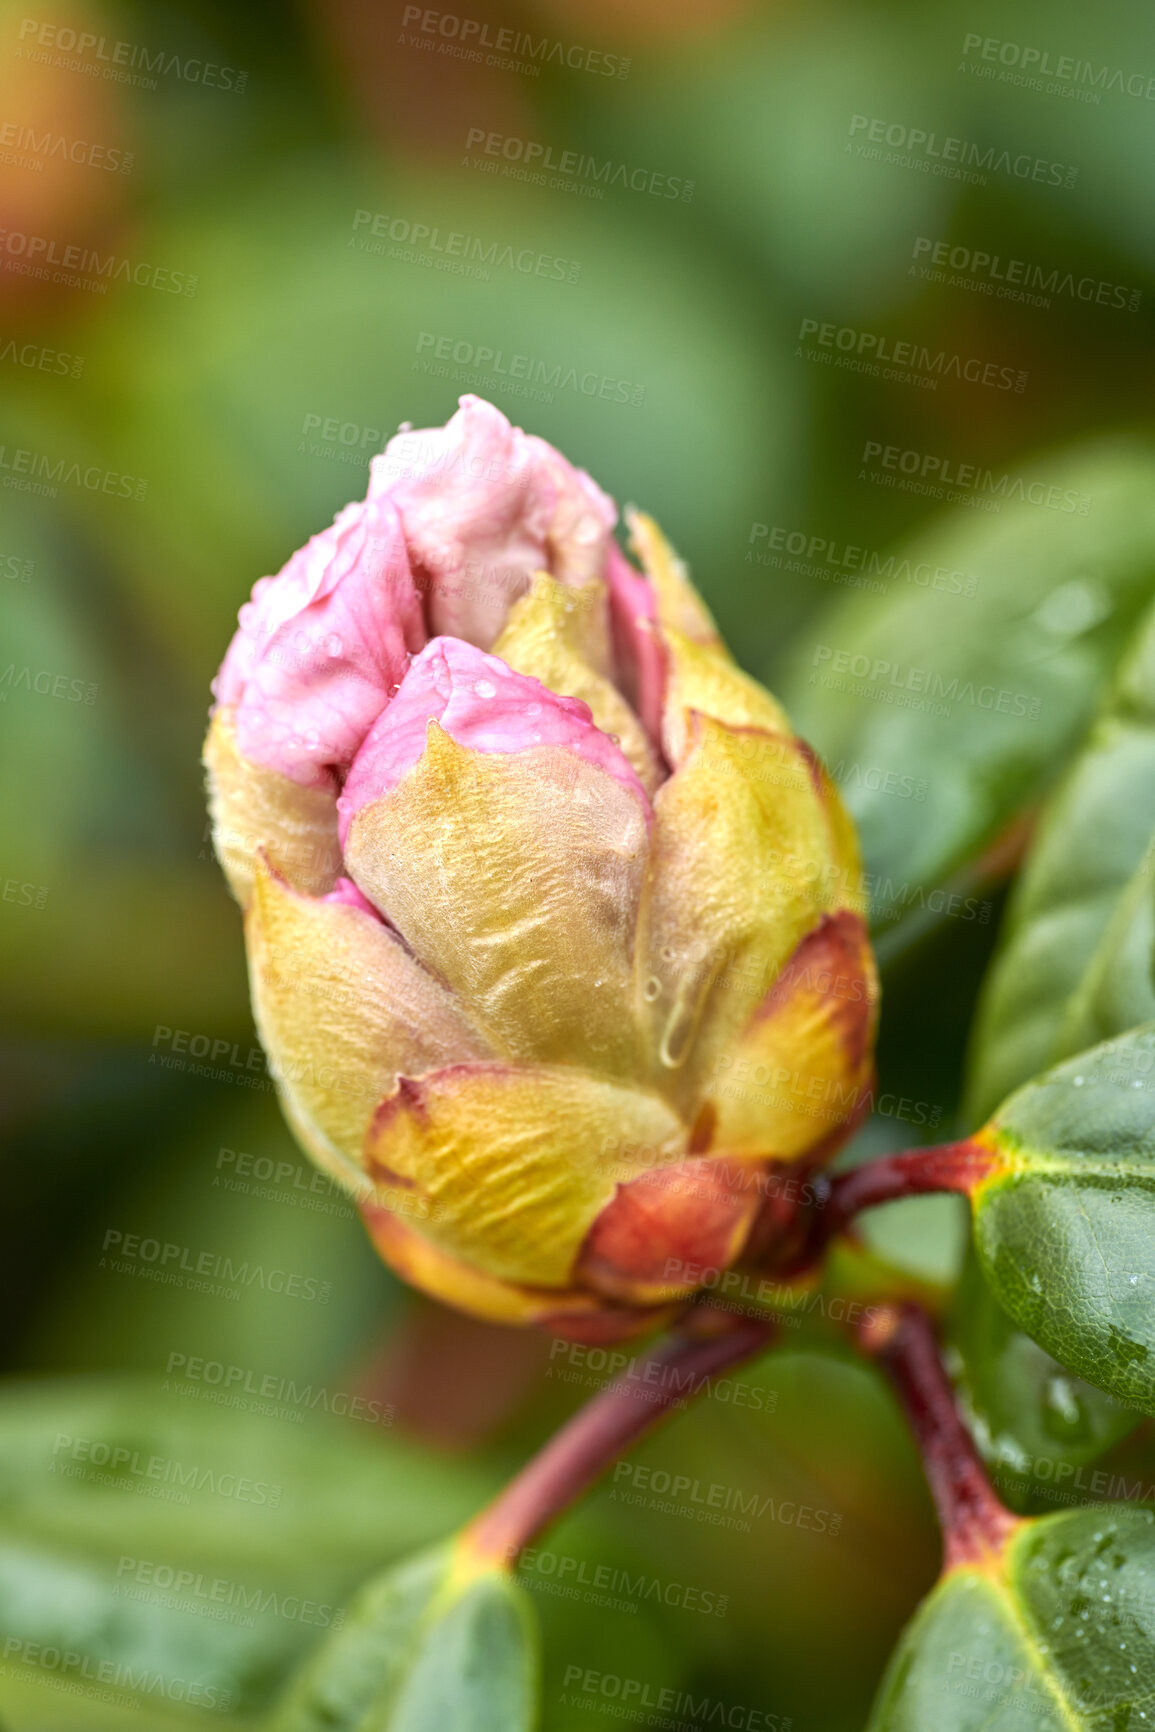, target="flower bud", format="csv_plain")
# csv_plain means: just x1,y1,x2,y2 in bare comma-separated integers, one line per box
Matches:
206,398,877,1336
